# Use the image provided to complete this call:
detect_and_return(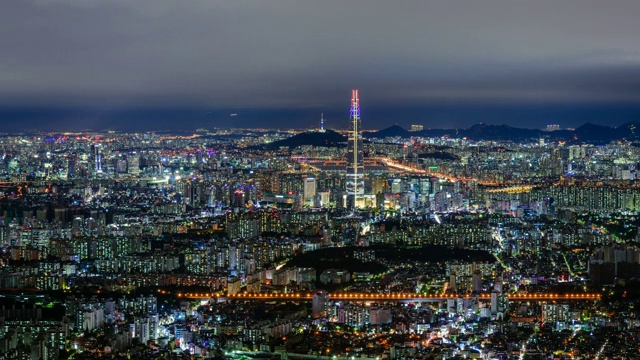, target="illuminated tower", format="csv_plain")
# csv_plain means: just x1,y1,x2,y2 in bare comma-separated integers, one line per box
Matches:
346,89,364,209
320,113,325,132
